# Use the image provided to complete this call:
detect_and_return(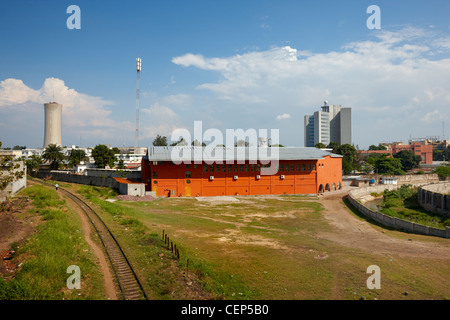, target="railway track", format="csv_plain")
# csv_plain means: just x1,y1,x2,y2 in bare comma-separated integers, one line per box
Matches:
35,179,148,300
